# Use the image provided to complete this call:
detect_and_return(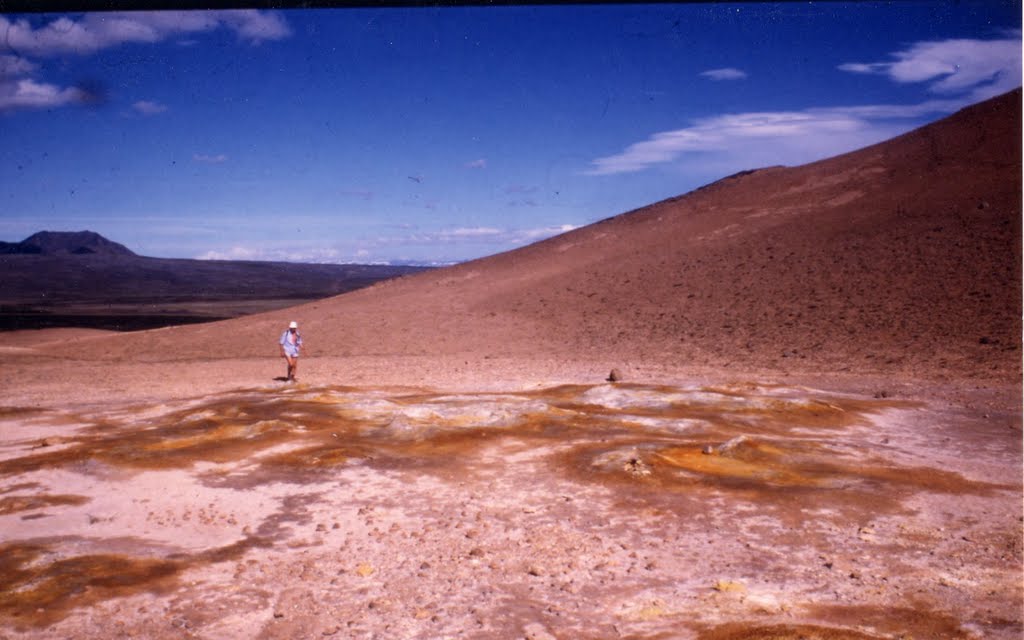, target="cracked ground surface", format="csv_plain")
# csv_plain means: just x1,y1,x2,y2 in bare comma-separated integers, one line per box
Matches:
1,379,1020,639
